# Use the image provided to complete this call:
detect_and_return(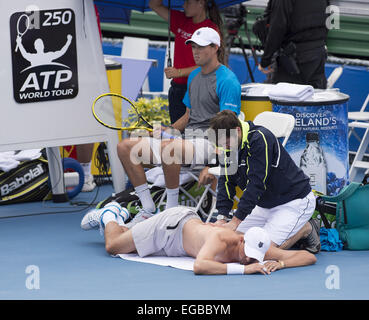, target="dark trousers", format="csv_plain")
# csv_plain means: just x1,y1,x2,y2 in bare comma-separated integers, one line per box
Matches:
271,46,327,89
168,80,187,124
